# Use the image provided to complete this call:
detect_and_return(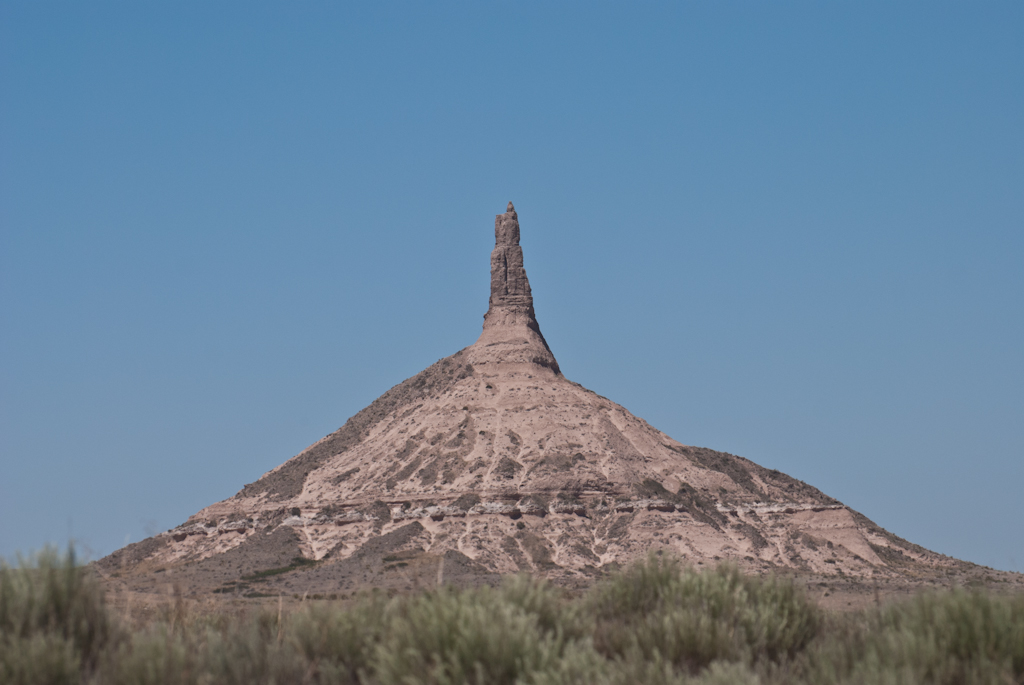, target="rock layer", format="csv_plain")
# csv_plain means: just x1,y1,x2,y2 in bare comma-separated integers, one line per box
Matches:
100,203,986,597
